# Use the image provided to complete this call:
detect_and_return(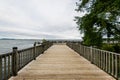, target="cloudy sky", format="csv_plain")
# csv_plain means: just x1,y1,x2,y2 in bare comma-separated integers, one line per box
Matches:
0,0,83,39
